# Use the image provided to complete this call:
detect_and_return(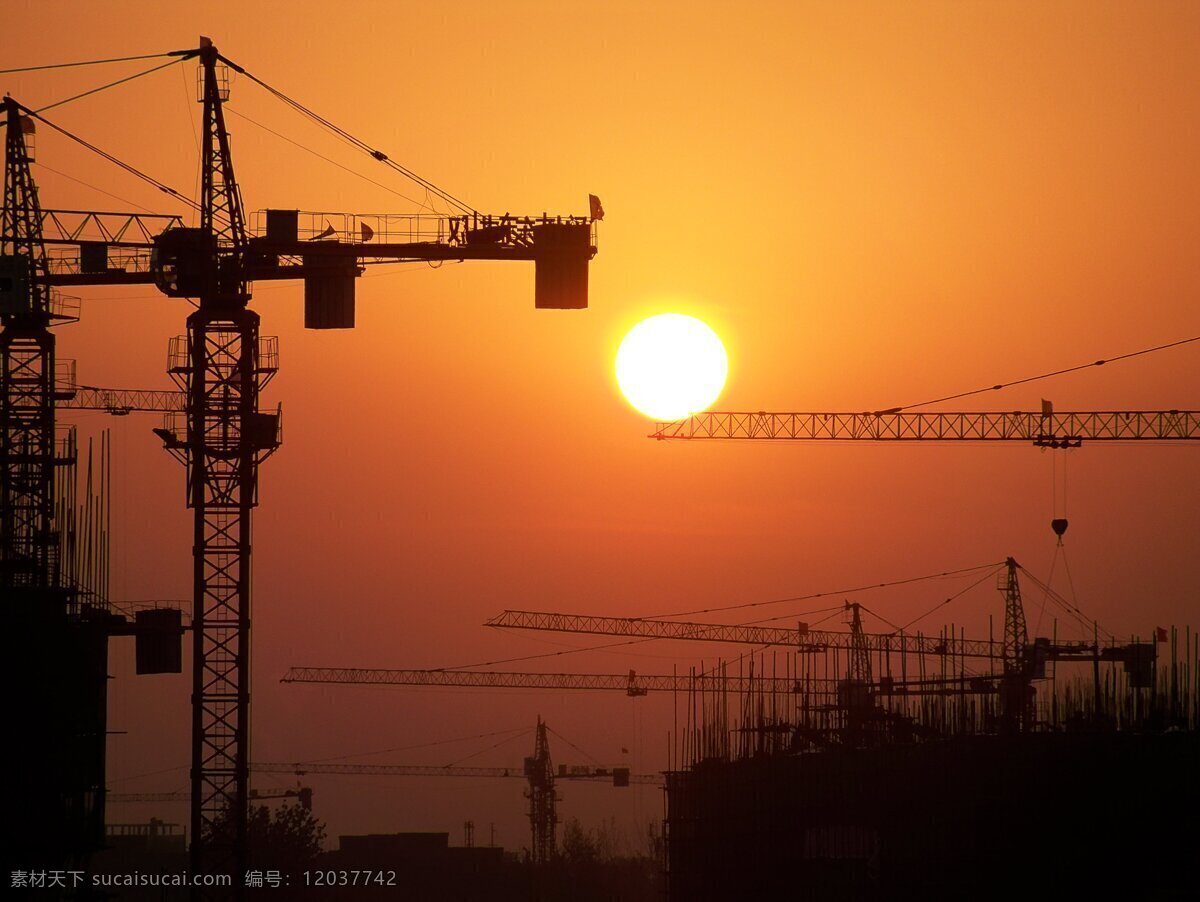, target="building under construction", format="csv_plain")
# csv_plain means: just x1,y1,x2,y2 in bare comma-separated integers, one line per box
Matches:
657,570,1199,900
